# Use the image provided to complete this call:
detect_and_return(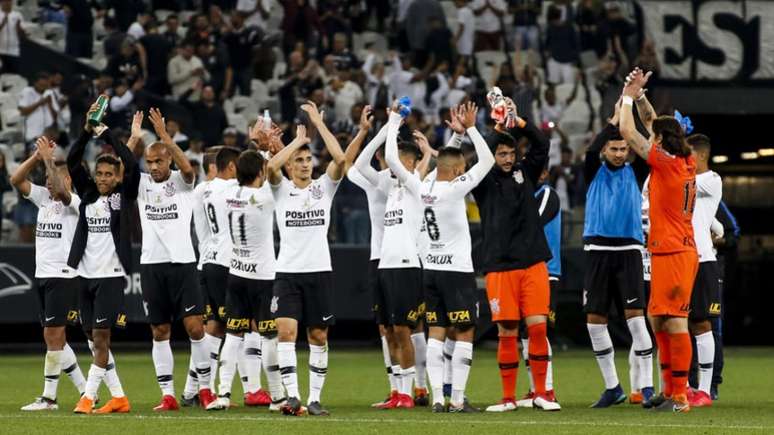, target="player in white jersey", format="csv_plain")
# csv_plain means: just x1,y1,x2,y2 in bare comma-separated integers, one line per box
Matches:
129,108,214,411
14,137,87,411
67,102,137,414
199,147,242,395
267,102,346,417
207,150,282,410
685,134,722,408
419,102,494,412
182,147,221,406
